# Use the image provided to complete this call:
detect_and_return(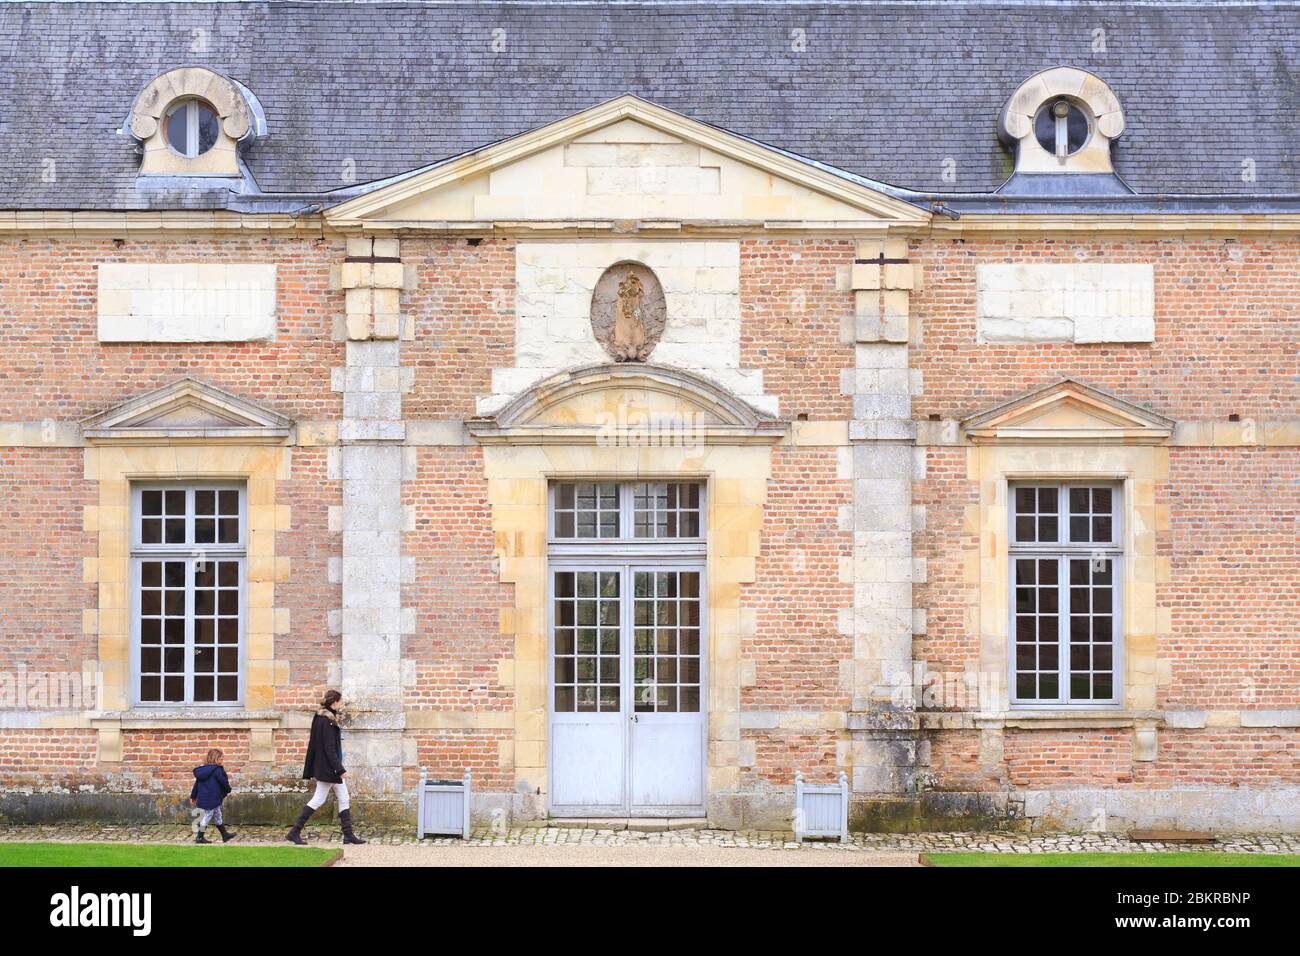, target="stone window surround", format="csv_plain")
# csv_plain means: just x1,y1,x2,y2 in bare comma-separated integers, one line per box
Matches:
83,443,292,762
967,443,1167,727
